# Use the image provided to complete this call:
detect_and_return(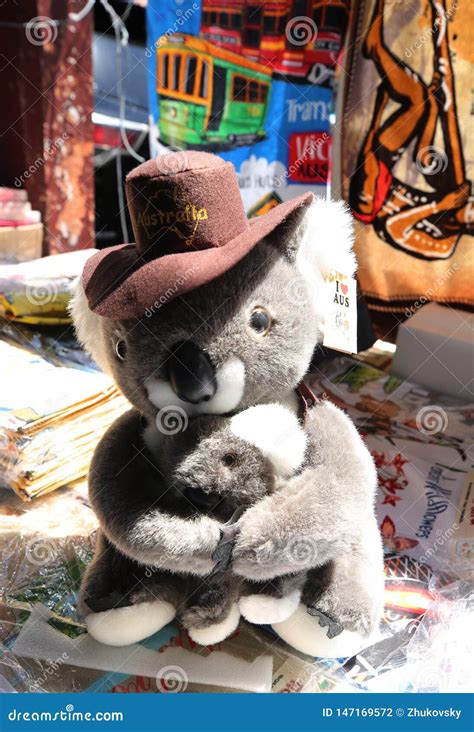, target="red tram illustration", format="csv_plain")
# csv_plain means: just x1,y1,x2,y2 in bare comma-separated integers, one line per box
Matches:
200,0,349,85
